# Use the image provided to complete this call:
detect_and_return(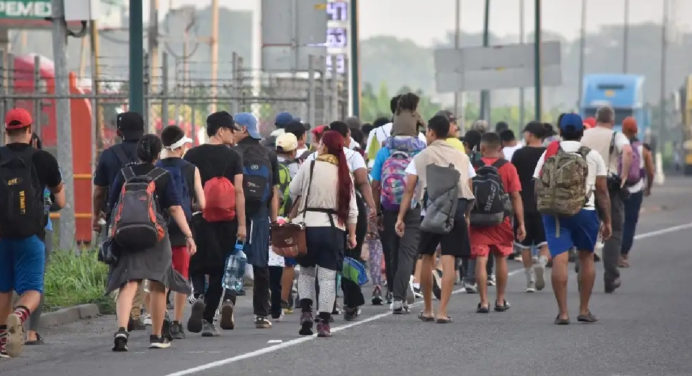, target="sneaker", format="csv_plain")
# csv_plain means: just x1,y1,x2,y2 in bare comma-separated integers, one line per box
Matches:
255,316,272,329
187,299,205,333
112,328,129,352
316,319,331,338
371,286,383,306
220,300,235,330
128,317,146,331
170,321,185,340
534,263,546,291
282,300,294,314
413,286,424,299
343,307,361,321
464,282,478,294
487,274,496,287
299,312,314,336
406,277,416,305
148,335,171,349
525,281,537,293
385,291,393,305
201,320,220,337
0,349,8,359
392,300,405,315
432,269,443,300
5,312,24,358
142,313,152,326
